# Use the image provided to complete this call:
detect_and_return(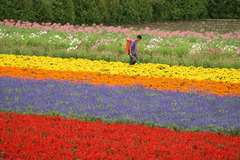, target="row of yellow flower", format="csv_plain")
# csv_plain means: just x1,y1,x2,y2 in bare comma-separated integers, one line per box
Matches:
1,54,239,83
